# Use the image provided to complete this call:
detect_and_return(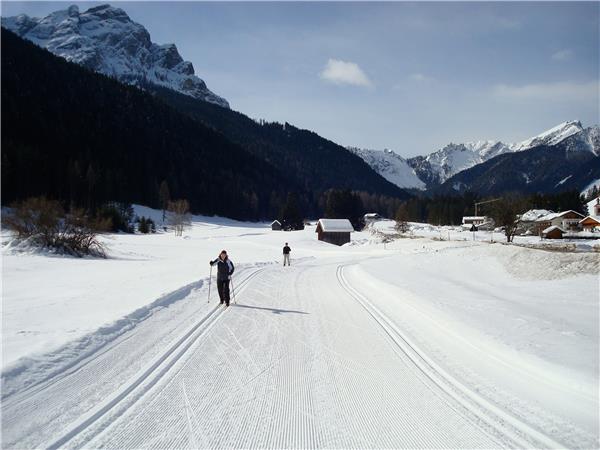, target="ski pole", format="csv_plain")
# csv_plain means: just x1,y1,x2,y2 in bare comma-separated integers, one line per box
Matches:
208,265,213,303
231,277,237,304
